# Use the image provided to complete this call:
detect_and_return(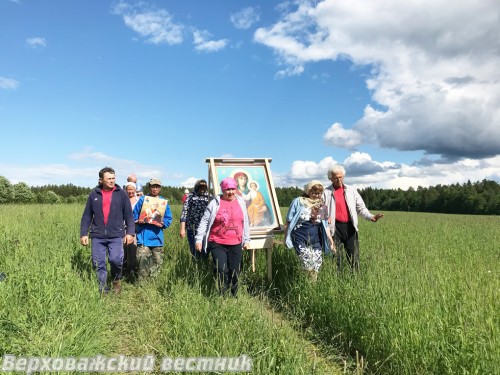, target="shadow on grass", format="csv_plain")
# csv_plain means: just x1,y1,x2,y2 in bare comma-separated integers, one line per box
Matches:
157,248,265,299
70,246,94,281
249,245,371,373
155,248,217,298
